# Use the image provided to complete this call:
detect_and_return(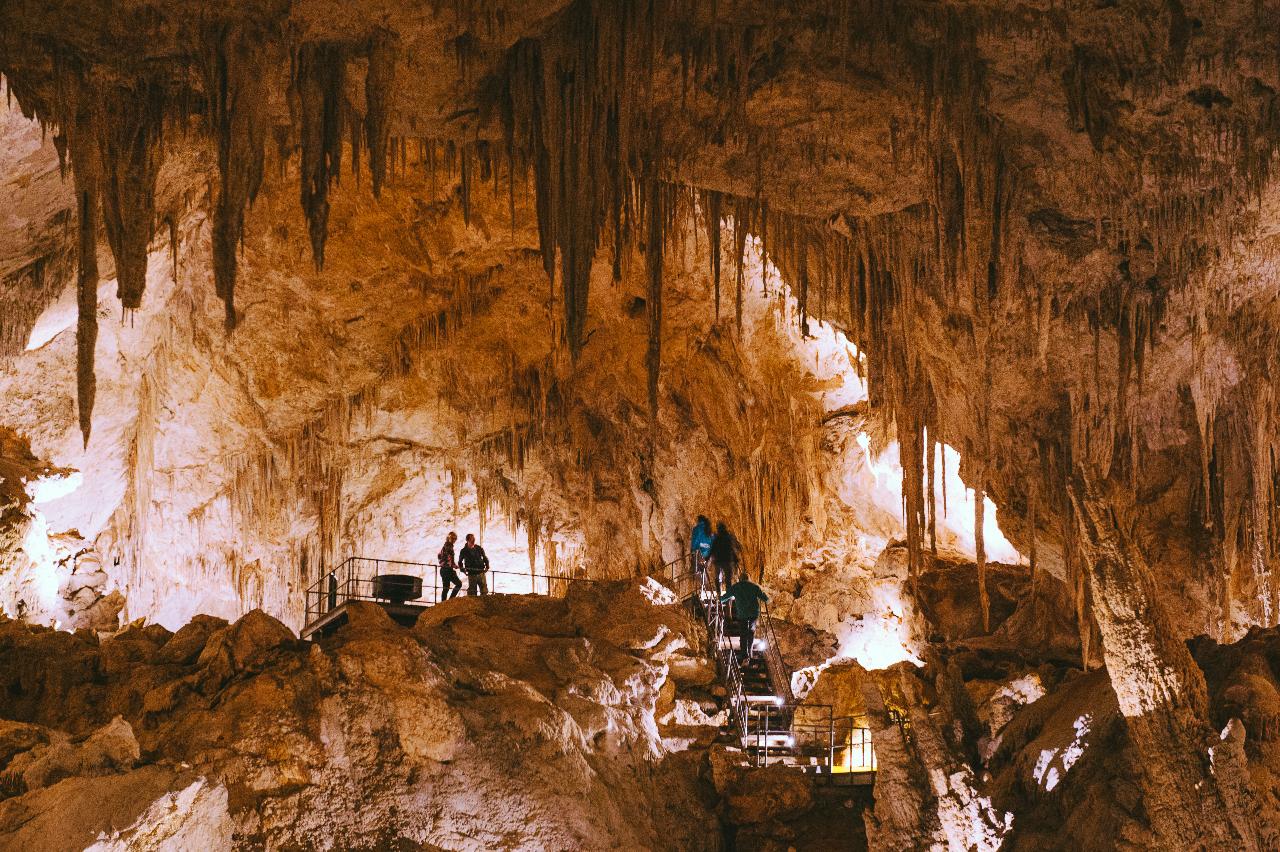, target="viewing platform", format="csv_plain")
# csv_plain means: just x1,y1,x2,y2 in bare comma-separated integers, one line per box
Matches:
300,556,592,639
